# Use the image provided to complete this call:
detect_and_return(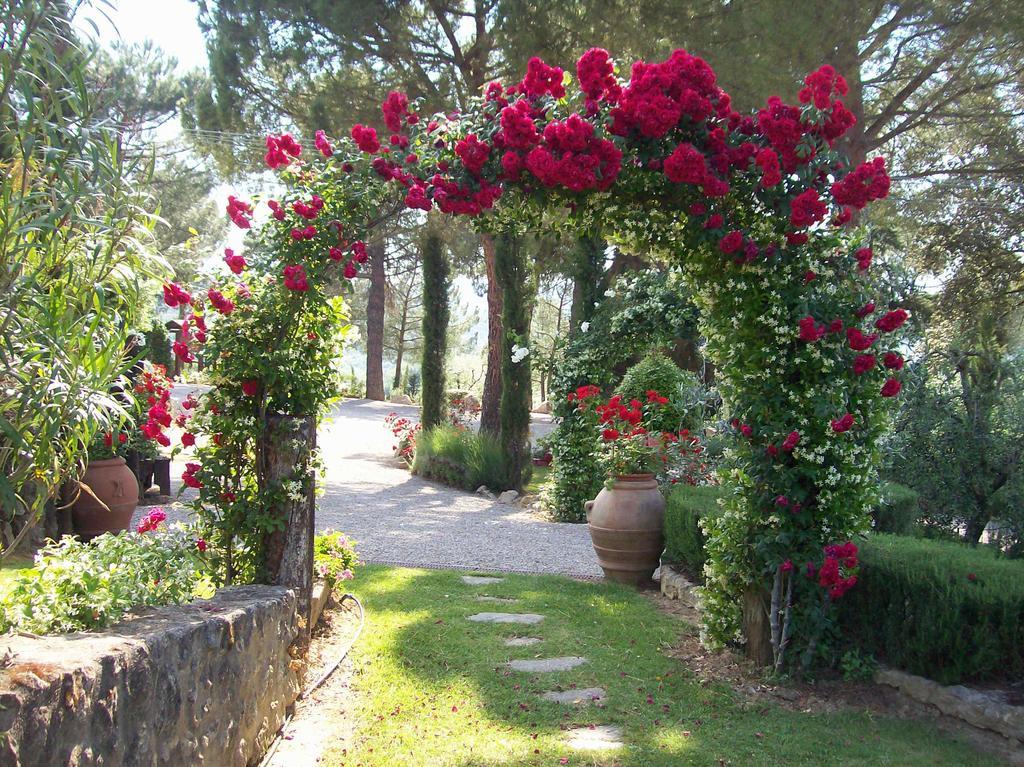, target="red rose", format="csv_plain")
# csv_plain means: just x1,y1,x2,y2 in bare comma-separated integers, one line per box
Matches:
241,379,260,397
875,309,908,333
181,432,196,447
719,230,743,254
883,352,904,370
881,378,902,397
853,354,876,375
831,413,855,433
